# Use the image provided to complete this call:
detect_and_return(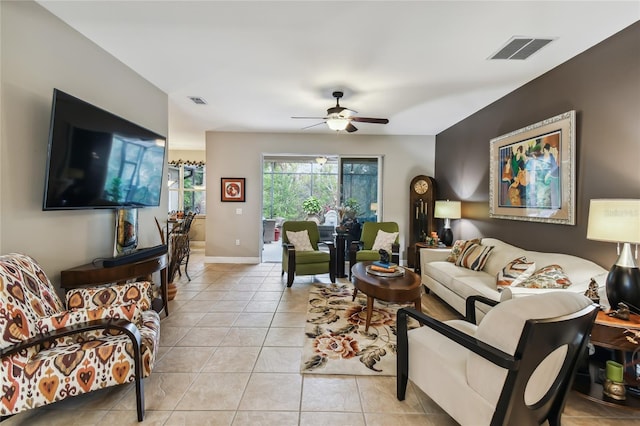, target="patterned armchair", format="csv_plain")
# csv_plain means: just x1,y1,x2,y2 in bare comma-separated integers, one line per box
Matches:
349,221,400,278
0,253,160,421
